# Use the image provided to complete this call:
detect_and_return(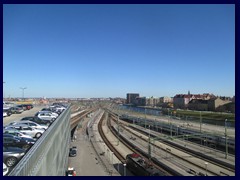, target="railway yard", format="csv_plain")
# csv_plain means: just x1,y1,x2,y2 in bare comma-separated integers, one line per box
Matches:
3,102,235,176
68,104,235,176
